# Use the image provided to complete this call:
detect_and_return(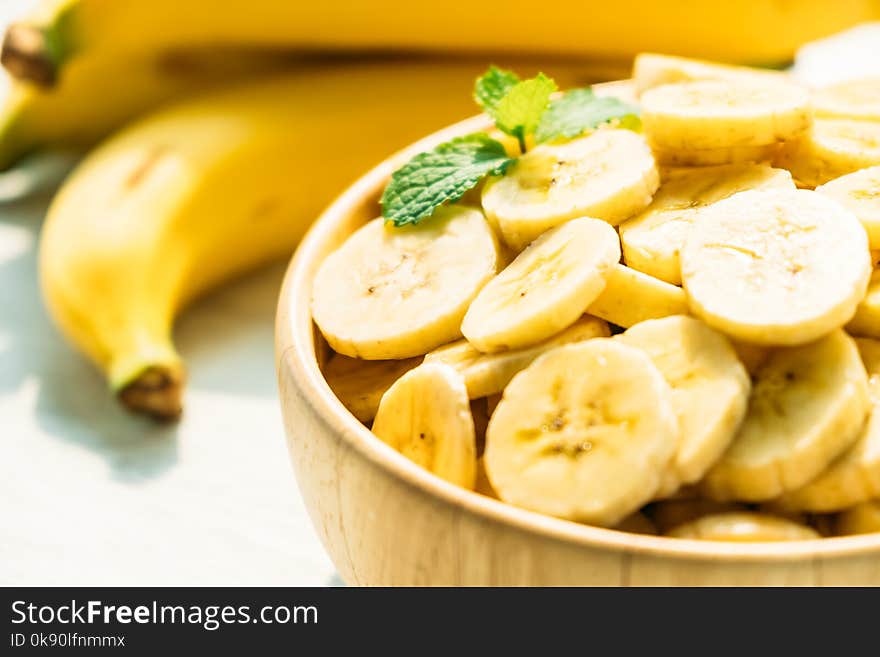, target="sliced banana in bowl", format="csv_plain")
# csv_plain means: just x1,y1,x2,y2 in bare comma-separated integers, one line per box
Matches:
620,164,794,285
816,165,880,250
680,188,871,346
641,79,812,151
702,330,870,502
311,205,499,360
484,339,678,527
617,316,750,497
372,362,477,489
461,217,620,353
775,119,880,187
812,77,880,122
632,53,792,96
666,512,820,542
770,337,880,513
586,264,689,328
481,130,659,251
425,315,609,399
322,352,423,422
